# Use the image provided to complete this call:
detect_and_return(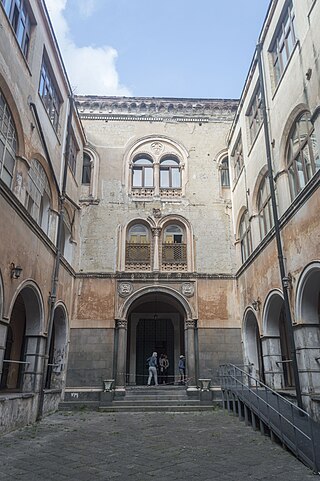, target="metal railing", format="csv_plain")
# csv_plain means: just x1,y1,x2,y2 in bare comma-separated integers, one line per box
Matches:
219,363,320,473
162,243,187,264
126,243,151,263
